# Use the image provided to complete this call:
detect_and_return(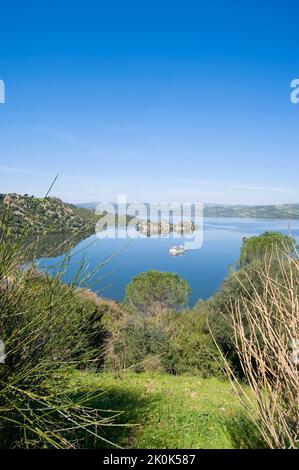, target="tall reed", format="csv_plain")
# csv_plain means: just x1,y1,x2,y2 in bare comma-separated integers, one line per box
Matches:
212,246,299,448
0,200,118,448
